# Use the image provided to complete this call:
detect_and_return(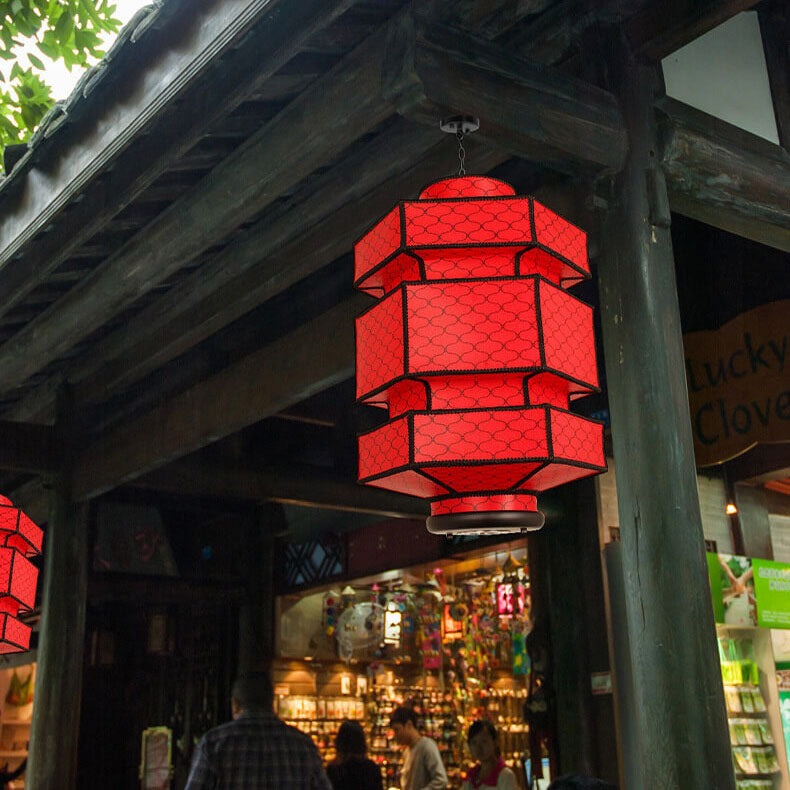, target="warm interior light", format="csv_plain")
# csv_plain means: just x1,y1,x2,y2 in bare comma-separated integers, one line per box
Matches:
726,503,738,515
